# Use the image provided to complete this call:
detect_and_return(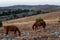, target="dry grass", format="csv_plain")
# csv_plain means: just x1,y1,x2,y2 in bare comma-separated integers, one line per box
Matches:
3,11,60,23
0,11,60,40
